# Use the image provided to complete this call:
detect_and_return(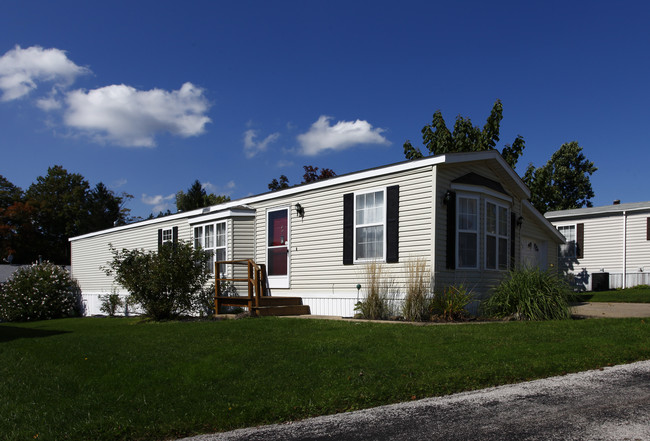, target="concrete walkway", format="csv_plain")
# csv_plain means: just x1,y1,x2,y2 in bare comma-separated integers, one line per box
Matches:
570,302,650,318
